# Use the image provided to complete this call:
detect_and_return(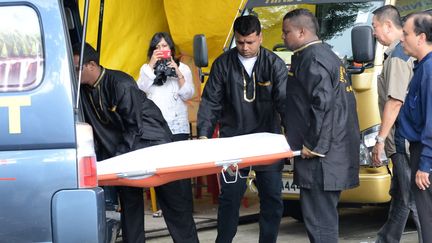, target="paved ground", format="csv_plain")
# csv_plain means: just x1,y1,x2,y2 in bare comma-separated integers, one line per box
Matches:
145,206,420,243
113,189,420,243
